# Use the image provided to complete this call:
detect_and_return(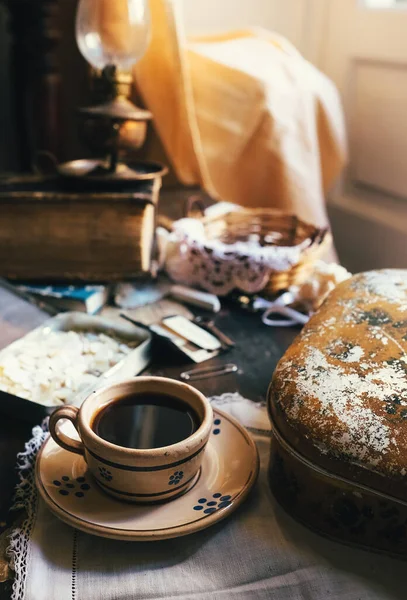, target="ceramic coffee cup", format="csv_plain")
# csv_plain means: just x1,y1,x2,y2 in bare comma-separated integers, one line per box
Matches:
49,377,213,503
